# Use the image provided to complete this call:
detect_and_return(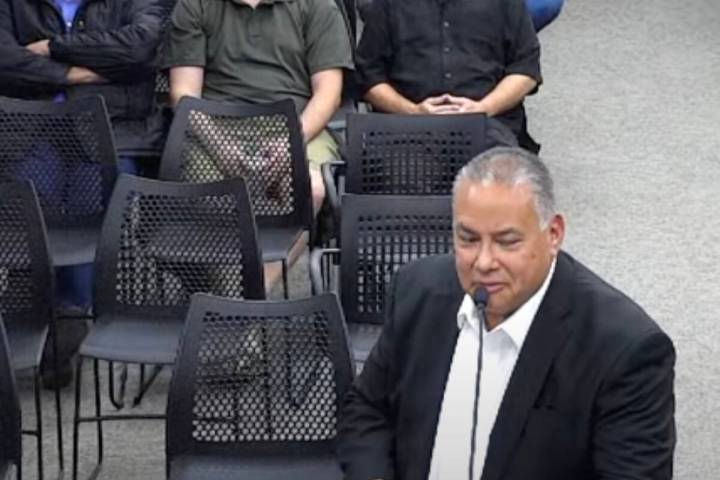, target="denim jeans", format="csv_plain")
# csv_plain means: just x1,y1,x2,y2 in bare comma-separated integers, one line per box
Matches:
53,156,140,309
